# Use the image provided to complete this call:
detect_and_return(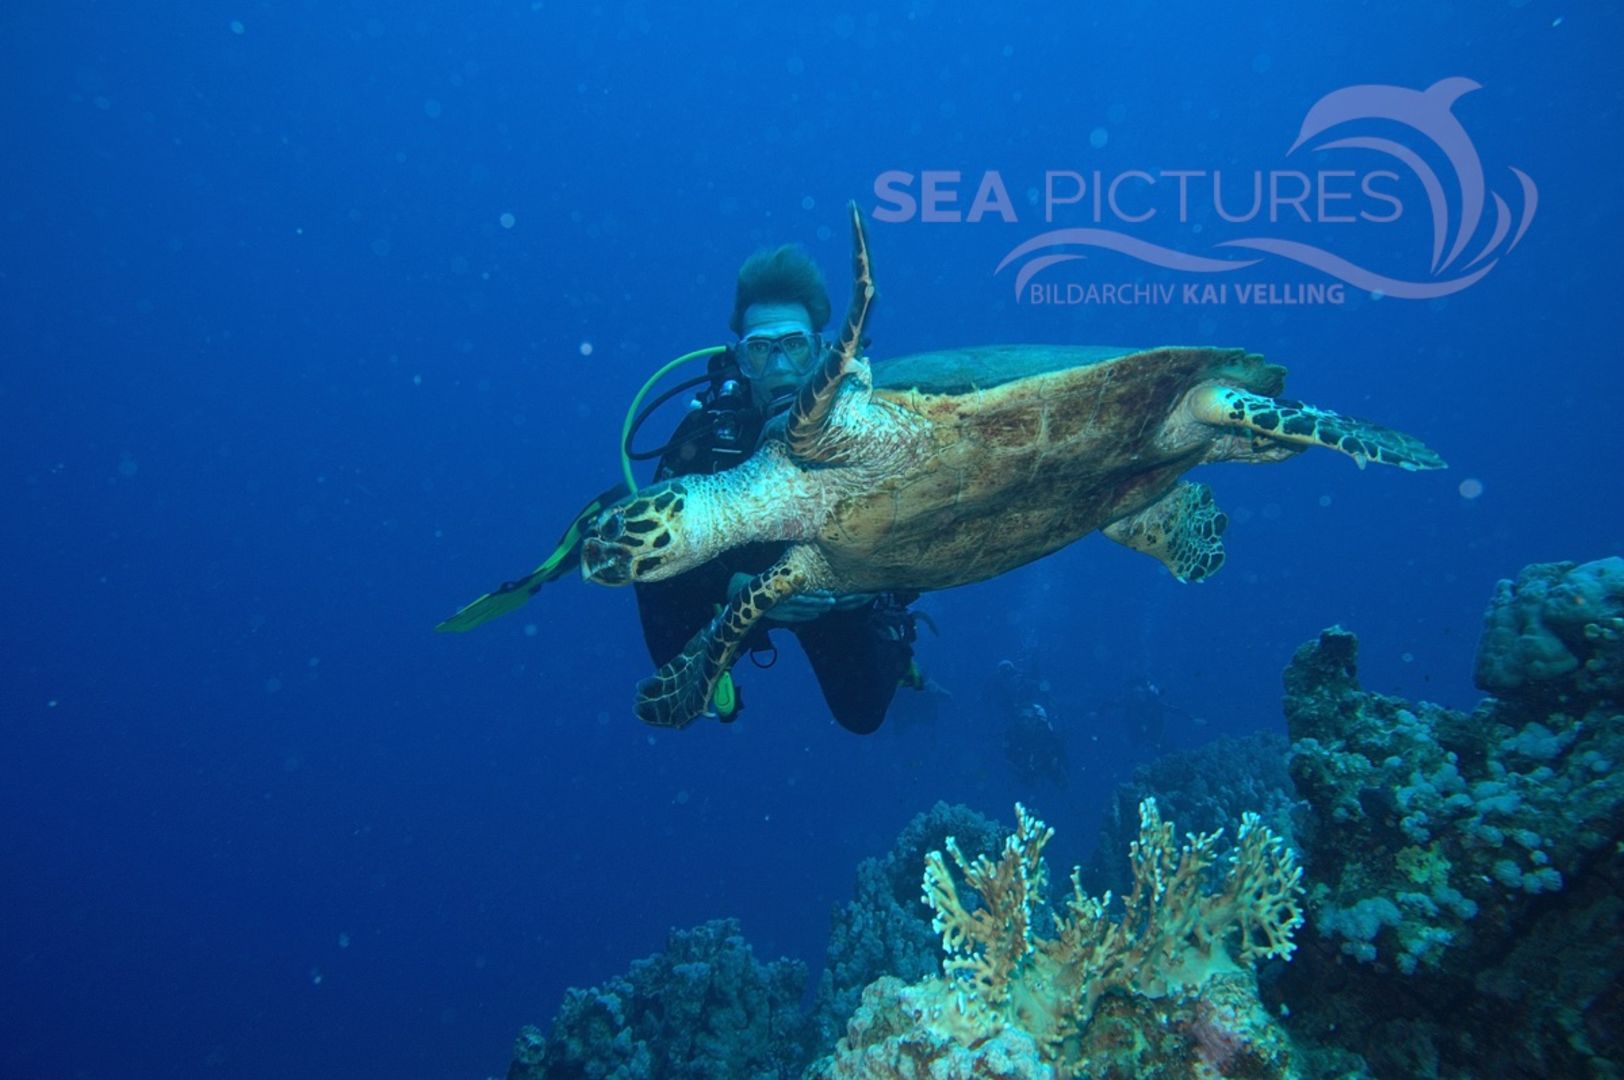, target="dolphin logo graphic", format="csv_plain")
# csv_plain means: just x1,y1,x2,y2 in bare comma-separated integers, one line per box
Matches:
1284,77,1535,276
1291,77,1486,273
